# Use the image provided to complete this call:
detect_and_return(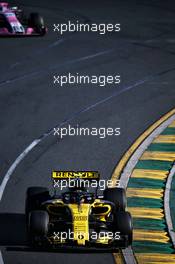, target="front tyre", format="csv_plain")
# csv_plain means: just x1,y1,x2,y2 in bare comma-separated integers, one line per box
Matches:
28,13,46,35
25,187,50,223
113,211,133,247
28,210,49,247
